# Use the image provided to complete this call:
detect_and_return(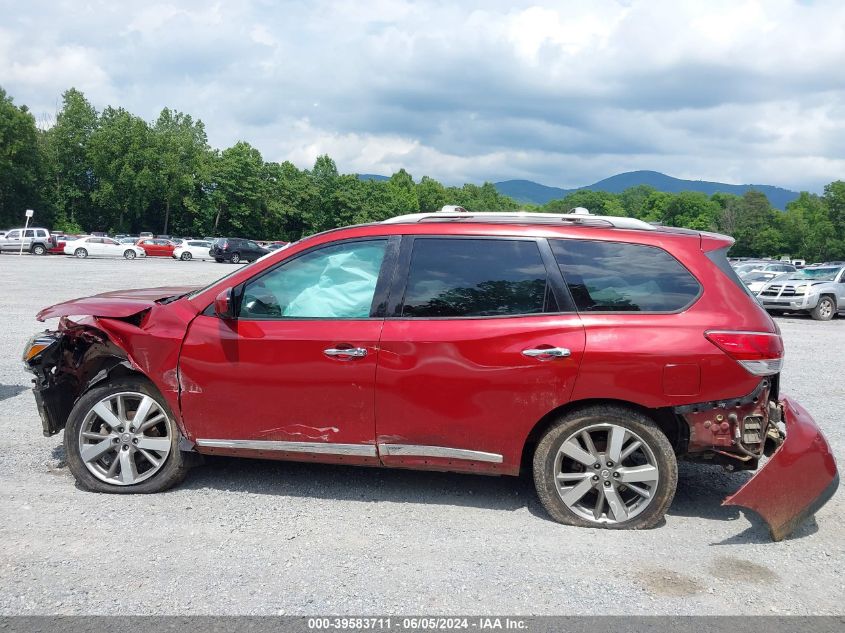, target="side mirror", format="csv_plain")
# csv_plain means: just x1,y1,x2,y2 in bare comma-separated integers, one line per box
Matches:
214,288,236,320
